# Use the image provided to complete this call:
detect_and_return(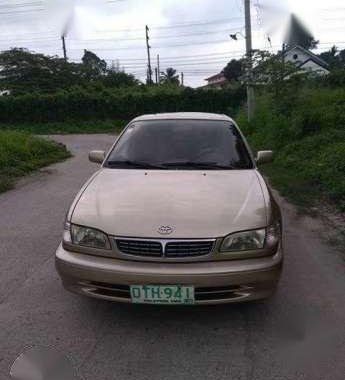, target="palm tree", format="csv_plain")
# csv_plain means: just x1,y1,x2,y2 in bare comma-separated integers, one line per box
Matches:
160,67,180,85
